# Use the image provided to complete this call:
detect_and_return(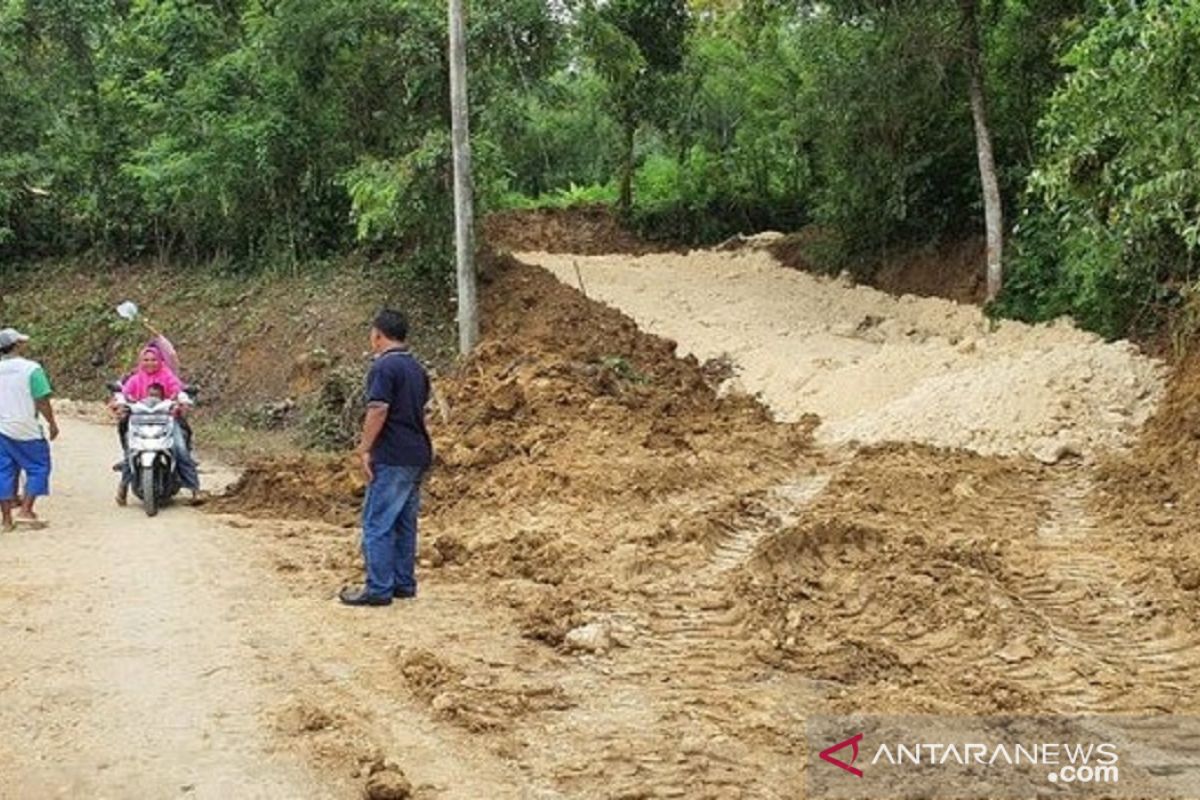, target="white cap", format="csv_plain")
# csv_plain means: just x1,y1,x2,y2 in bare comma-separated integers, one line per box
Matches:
0,328,30,349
